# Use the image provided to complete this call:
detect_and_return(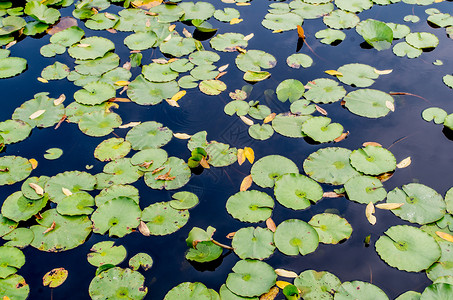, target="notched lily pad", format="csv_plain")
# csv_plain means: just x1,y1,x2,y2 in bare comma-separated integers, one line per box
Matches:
251,155,299,188
87,241,127,267
274,219,319,255
226,260,277,297
141,202,189,235
226,190,274,223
